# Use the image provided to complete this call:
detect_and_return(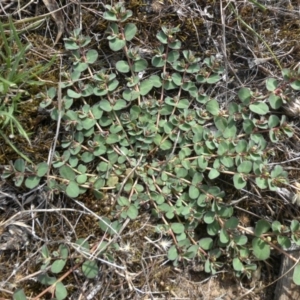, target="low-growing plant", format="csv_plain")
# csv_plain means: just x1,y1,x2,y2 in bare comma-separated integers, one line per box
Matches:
4,2,300,298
